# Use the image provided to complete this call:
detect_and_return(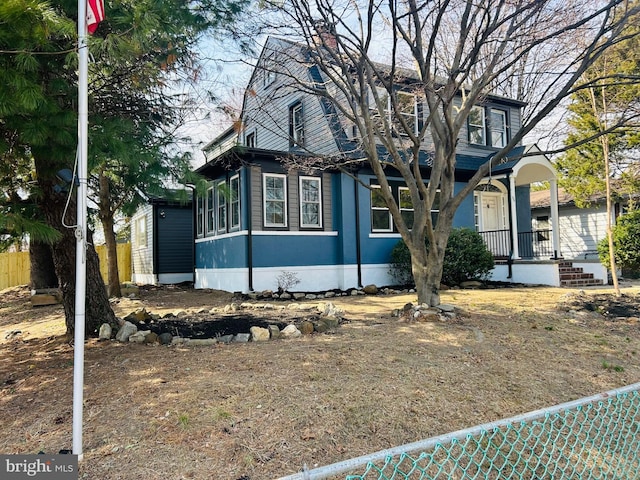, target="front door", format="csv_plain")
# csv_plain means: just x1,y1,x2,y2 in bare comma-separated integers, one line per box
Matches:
478,191,509,256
